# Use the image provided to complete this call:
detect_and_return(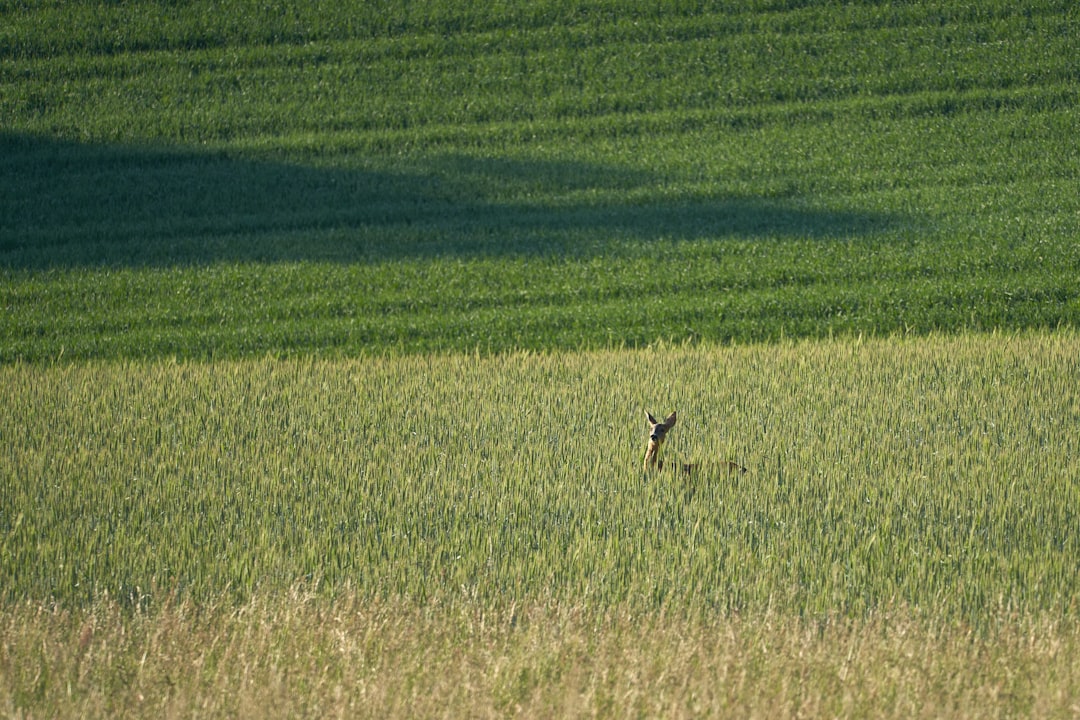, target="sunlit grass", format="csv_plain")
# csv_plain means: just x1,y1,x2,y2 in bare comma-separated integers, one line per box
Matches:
3,332,1077,618
3,590,1079,719
3,2,1079,714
